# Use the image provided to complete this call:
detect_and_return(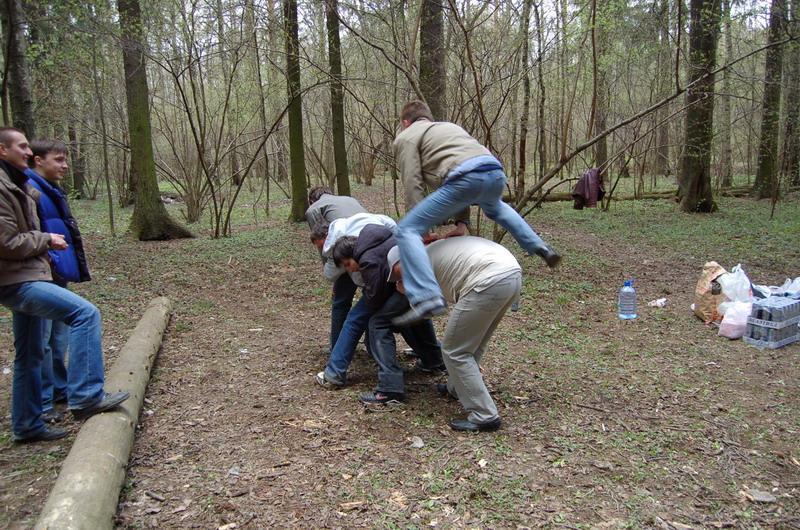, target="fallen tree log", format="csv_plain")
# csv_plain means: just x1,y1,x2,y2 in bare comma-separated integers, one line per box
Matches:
507,186,753,203
35,297,173,530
